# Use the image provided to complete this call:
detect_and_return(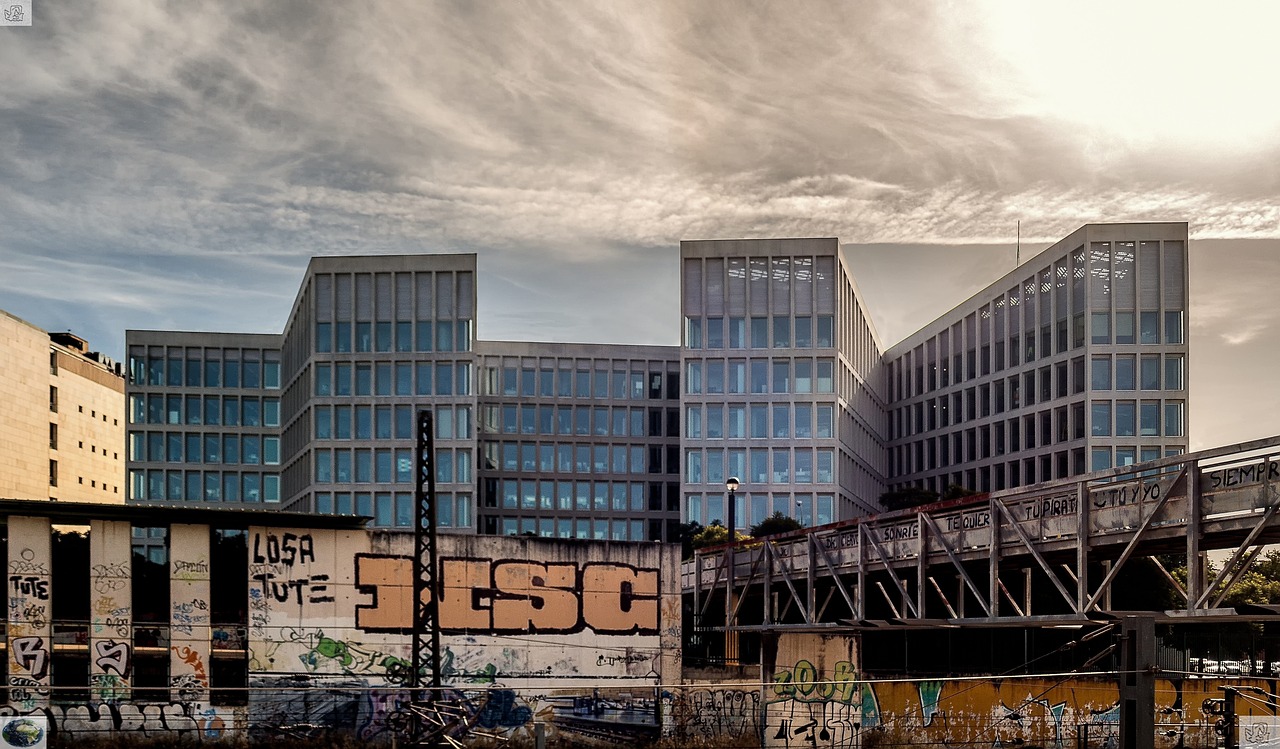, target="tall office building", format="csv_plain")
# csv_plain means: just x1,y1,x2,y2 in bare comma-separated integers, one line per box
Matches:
883,222,1189,494
1,310,126,503
474,340,681,541
124,221,1190,534
679,239,888,533
126,254,686,540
